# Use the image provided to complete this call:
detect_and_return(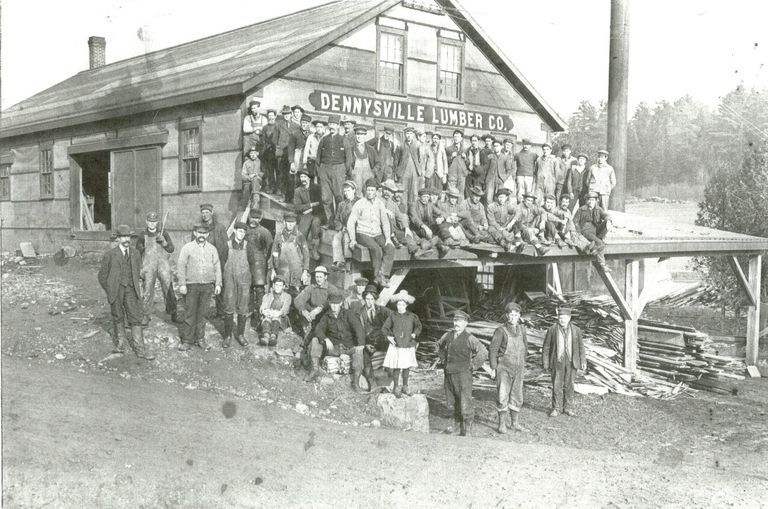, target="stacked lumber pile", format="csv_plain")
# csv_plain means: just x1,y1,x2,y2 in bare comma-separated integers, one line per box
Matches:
417,292,745,399
323,354,351,375
648,281,719,307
